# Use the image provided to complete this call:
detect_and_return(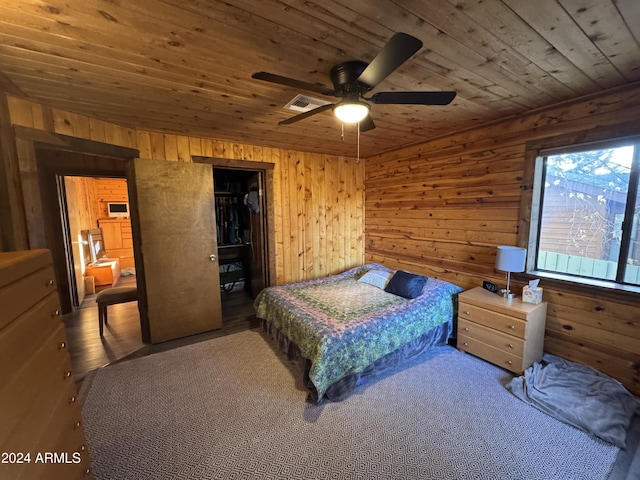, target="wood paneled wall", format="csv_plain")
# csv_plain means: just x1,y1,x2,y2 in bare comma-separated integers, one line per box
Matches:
365,83,640,396
95,177,128,219
134,132,364,283
7,86,638,395
5,95,364,285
